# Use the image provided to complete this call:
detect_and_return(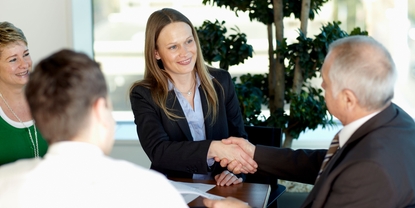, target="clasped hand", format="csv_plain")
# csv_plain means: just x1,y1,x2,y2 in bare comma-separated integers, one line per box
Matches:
209,137,257,174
